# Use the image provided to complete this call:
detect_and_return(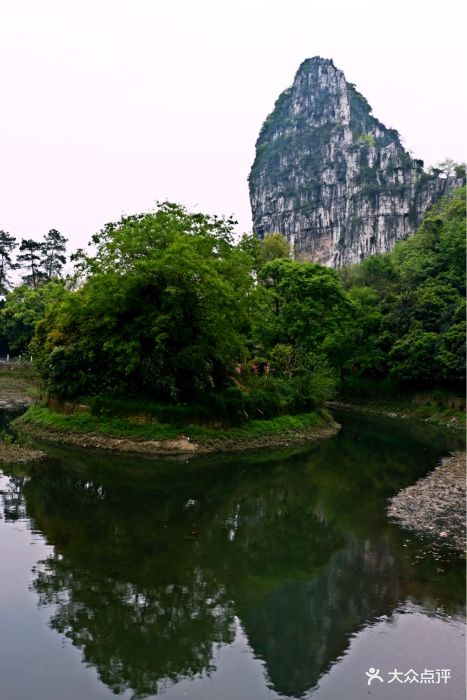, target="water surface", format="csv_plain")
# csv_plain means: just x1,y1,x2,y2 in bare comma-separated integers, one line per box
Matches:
0,410,465,699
